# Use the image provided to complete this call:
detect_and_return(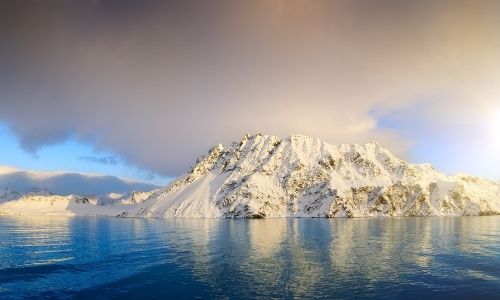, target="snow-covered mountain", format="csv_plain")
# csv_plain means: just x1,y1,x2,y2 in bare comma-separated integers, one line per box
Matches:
1,134,499,218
